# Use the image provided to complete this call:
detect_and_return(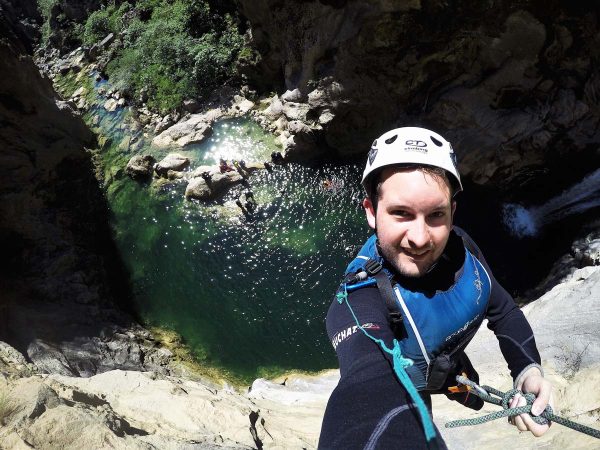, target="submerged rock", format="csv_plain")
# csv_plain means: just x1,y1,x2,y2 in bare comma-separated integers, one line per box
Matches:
104,98,118,112
126,155,156,180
